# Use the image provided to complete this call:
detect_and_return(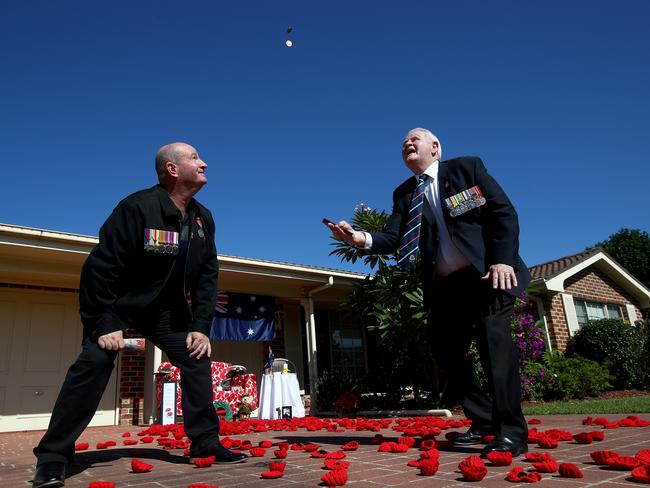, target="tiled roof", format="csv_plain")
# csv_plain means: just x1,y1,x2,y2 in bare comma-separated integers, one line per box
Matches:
529,247,603,280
